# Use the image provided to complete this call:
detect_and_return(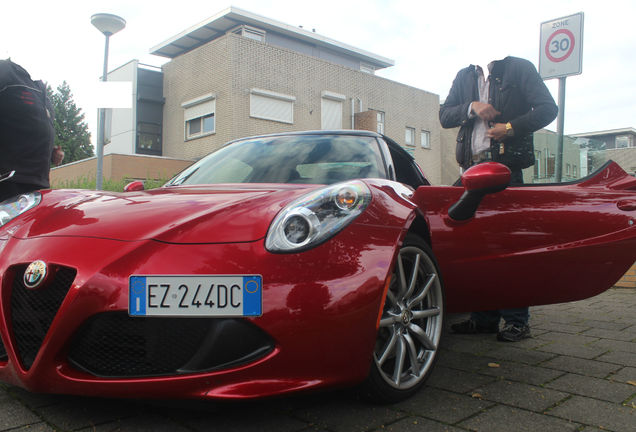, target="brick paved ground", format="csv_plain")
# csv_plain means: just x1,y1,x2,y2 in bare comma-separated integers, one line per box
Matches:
1,288,634,432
